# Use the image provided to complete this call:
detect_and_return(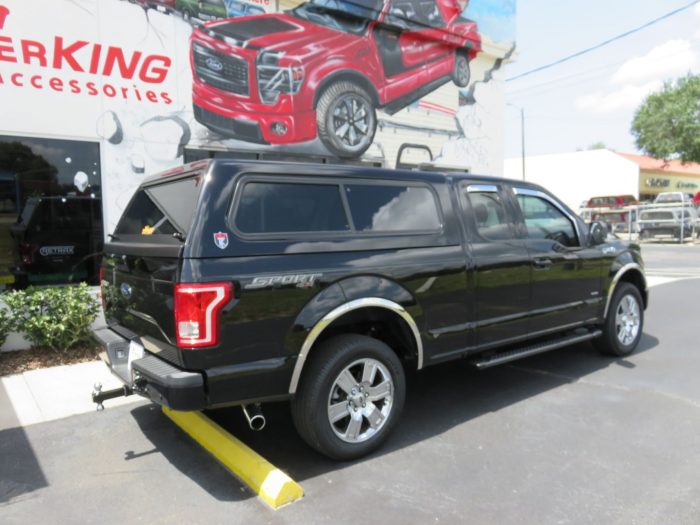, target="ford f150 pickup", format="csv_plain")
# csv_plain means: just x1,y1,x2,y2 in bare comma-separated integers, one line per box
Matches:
94,160,648,459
